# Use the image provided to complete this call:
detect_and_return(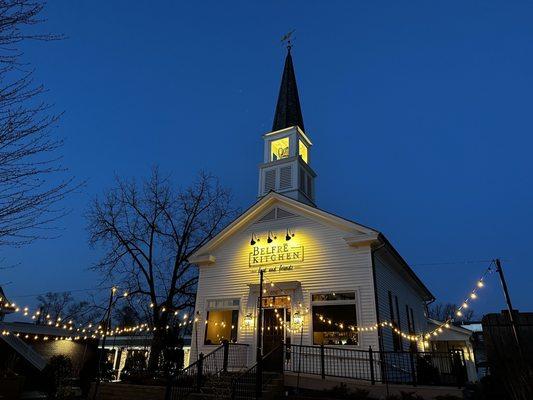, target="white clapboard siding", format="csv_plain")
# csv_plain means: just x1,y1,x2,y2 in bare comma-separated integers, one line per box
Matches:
190,205,380,364
374,254,429,351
